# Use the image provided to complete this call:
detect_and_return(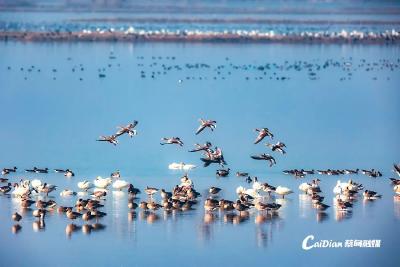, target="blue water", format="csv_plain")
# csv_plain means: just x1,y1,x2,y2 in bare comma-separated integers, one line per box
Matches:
0,41,399,266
